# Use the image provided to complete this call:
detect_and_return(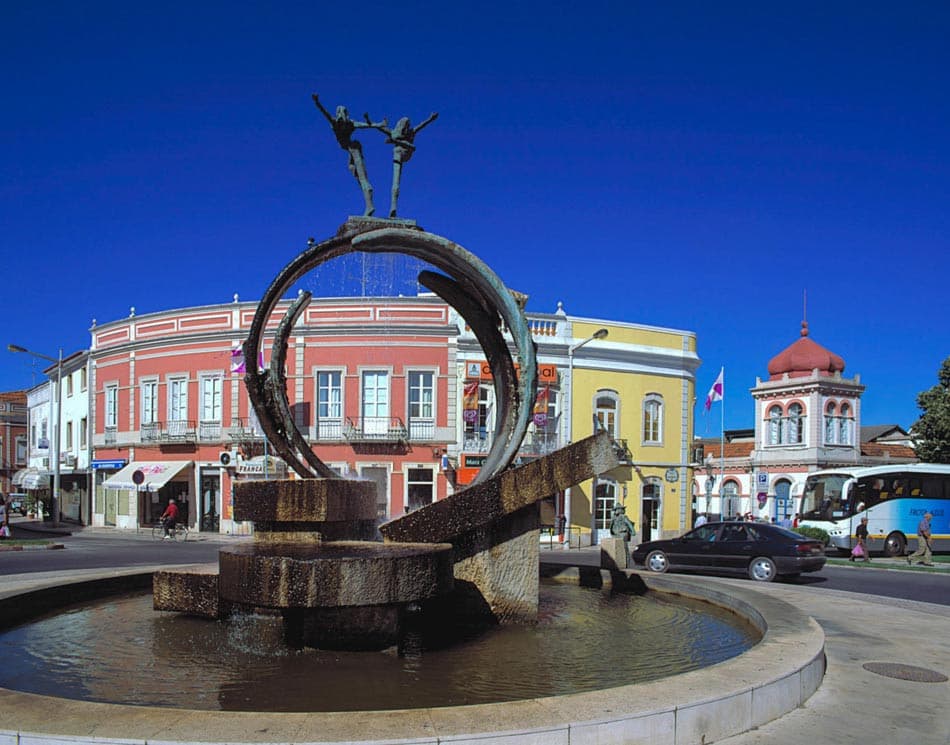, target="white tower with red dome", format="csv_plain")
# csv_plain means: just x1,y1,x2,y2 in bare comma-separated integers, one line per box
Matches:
748,321,866,511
